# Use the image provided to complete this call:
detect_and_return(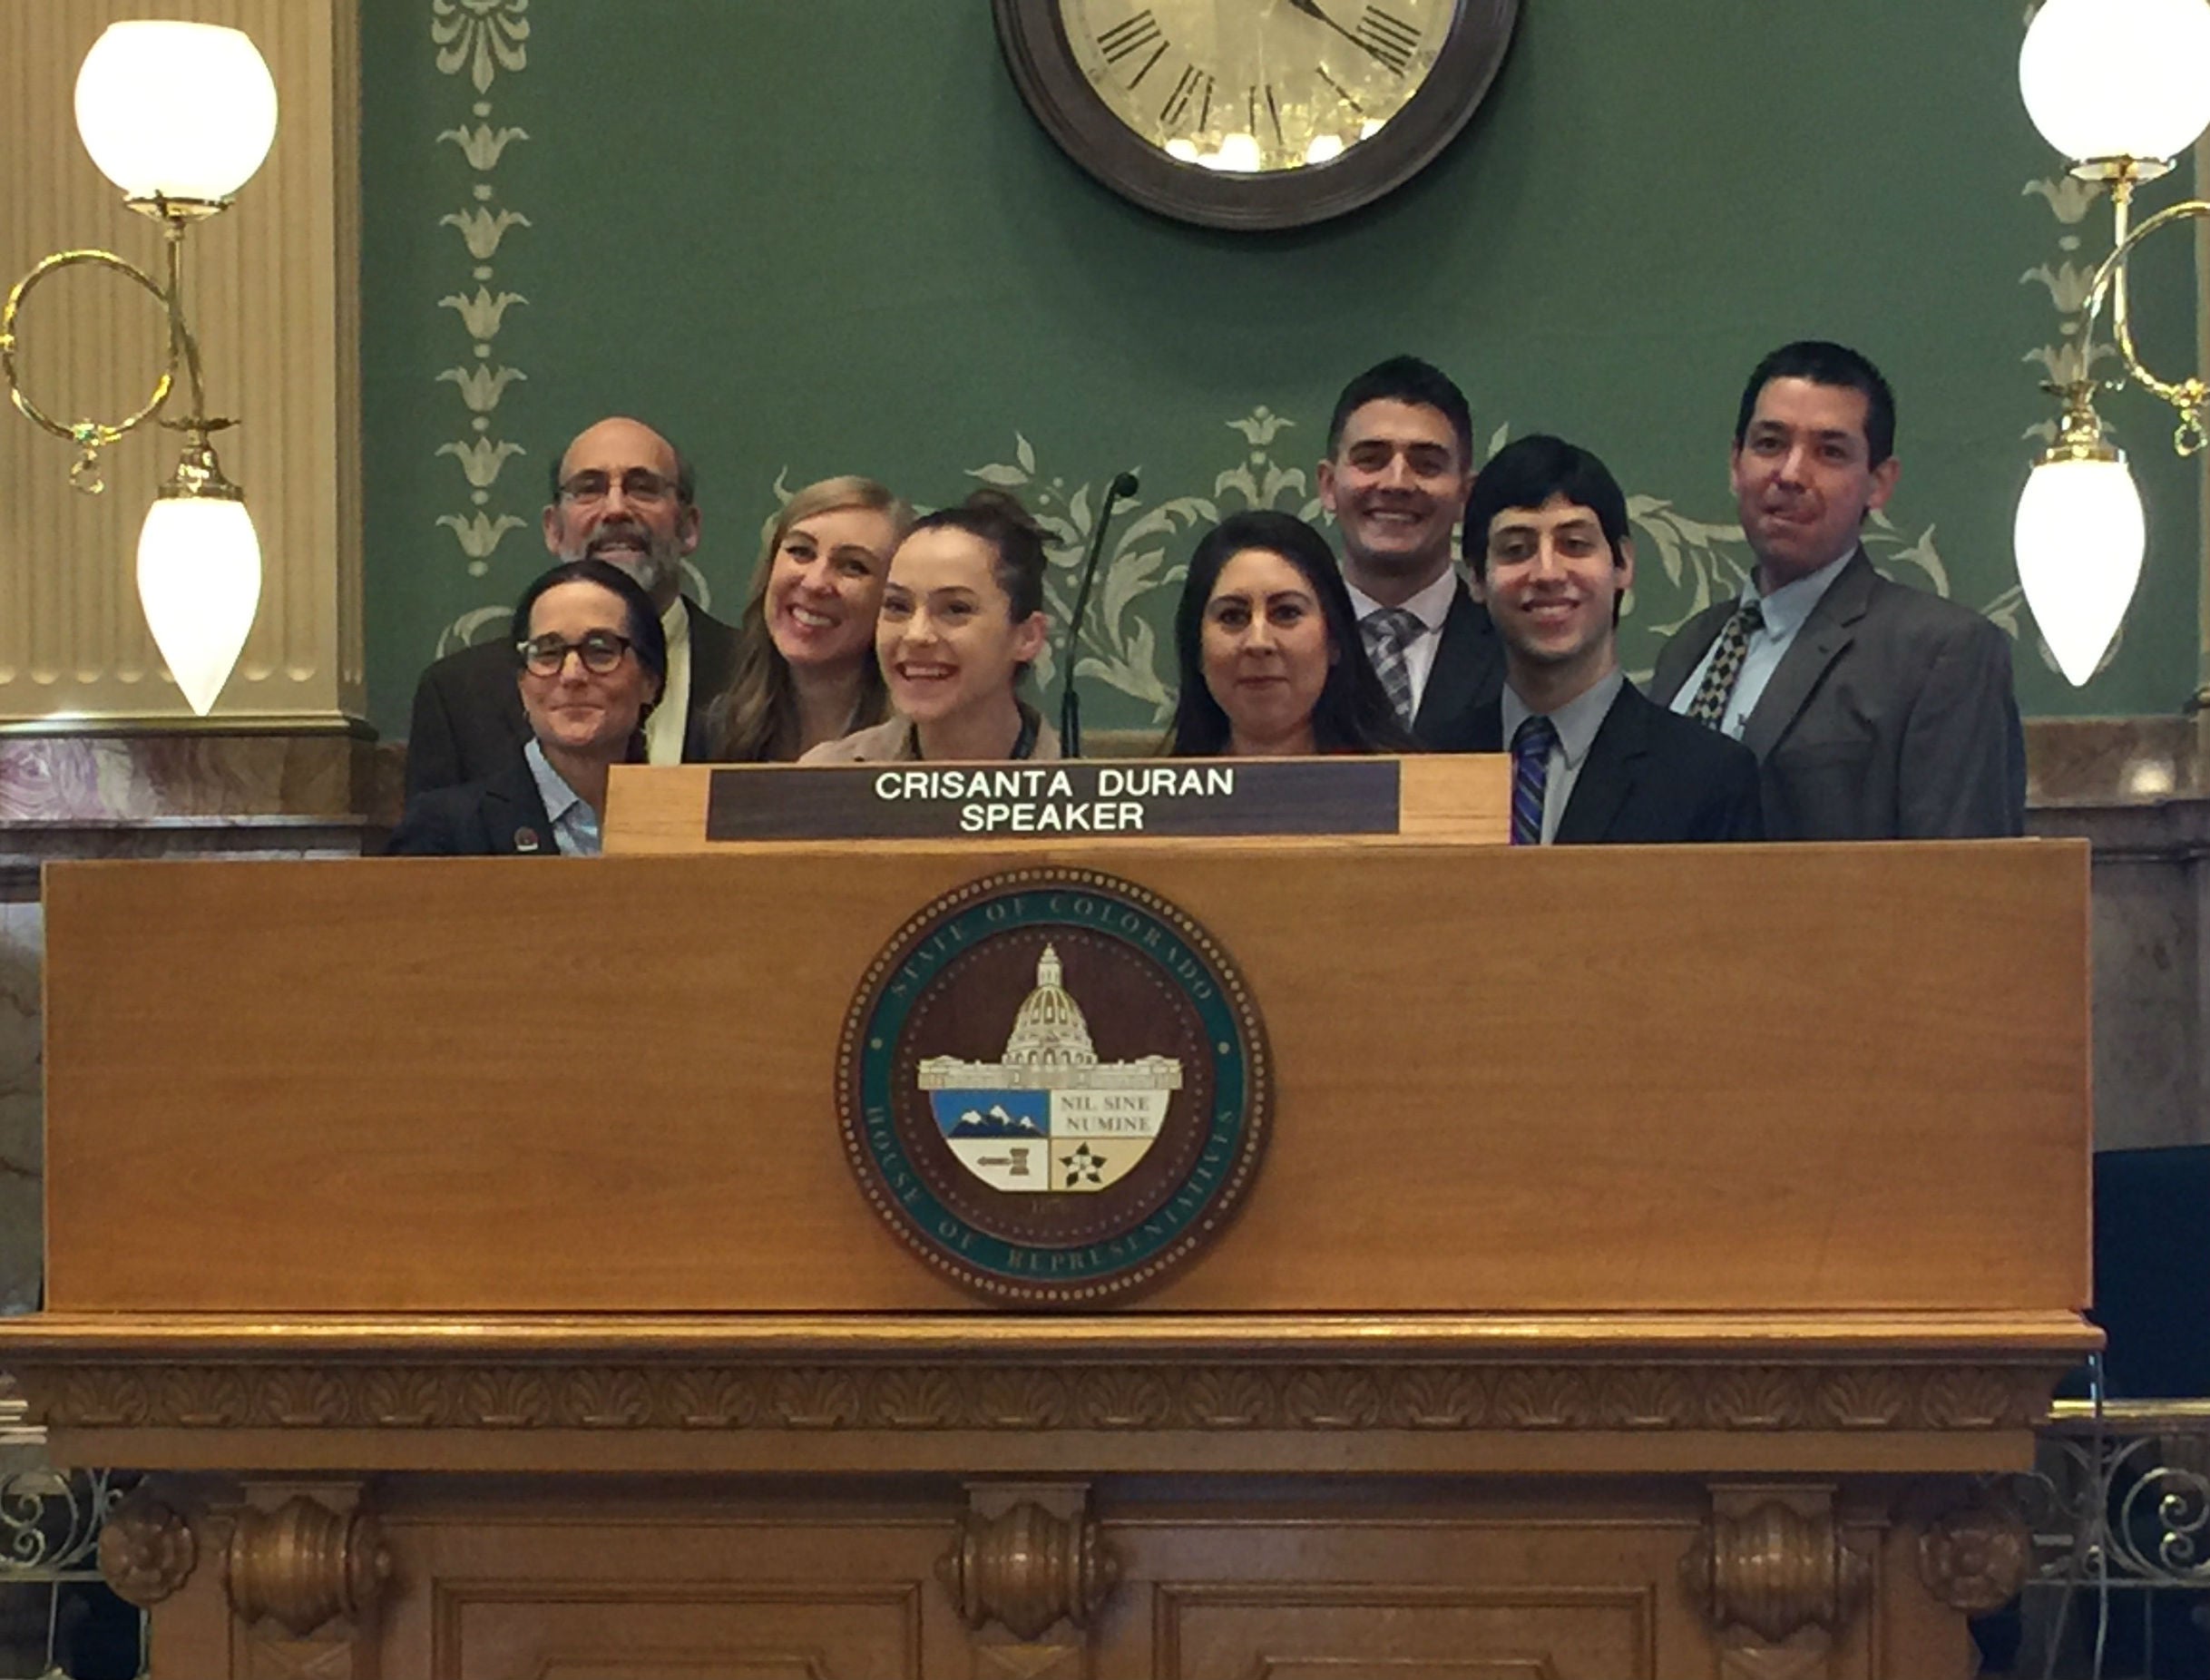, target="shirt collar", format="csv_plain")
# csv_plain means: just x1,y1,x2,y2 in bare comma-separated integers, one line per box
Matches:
1345,565,1462,635
660,595,690,650
1746,546,1855,639
523,737,589,826
1500,666,1625,770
